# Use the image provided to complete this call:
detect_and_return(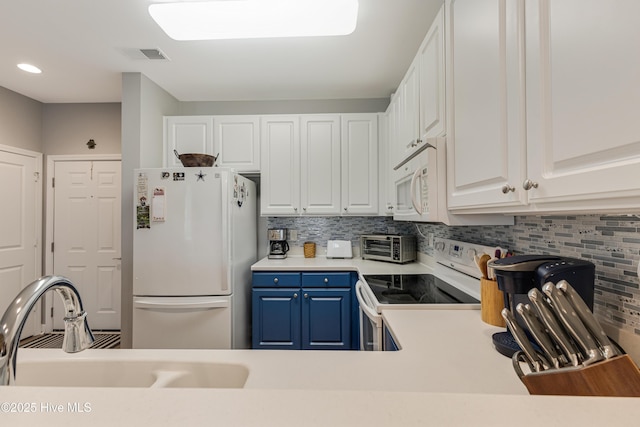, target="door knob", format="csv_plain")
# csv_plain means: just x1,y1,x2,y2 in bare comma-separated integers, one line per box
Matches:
501,185,515,194
523,179,539,191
